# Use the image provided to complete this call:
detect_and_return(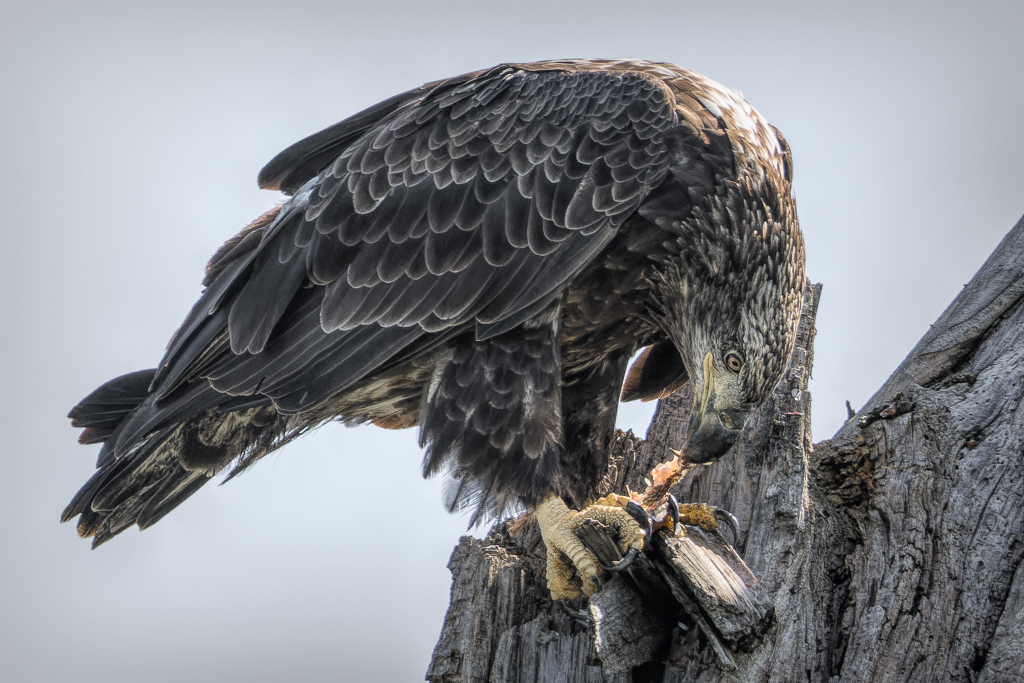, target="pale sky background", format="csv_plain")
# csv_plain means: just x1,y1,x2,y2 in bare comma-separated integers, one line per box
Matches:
1,1,1022,681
